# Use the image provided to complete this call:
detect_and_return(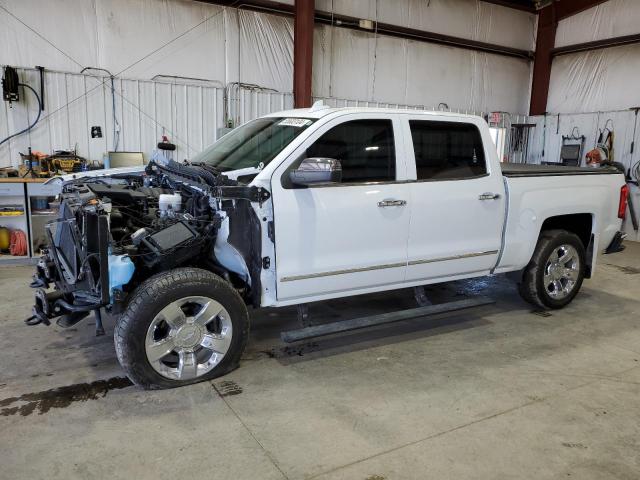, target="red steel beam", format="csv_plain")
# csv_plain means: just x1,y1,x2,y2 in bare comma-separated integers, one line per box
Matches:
529,5,556,115
529,0,609,114
552,32,640,56
293,0,314,108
